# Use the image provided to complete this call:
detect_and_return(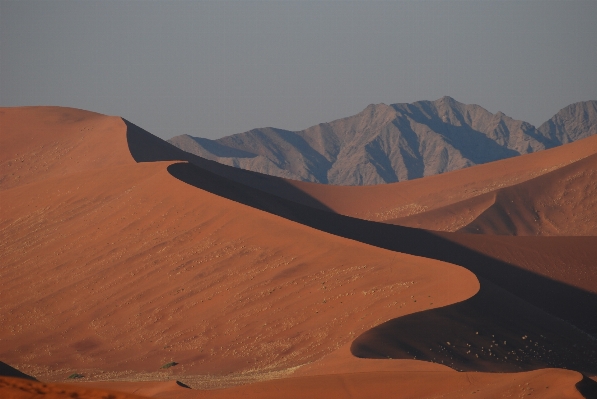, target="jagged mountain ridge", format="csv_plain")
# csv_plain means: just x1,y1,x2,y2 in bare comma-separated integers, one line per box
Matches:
168,97,597,185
